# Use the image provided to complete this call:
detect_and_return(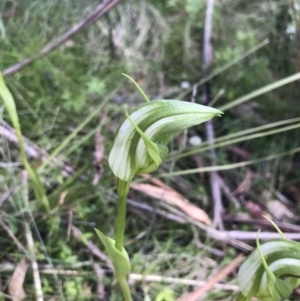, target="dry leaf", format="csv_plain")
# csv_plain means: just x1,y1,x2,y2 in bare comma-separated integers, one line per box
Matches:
139,174,173,190
233,169,253,196
58,190,68,205
267,200,294,220
130,182,211,225
8,258,28,301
